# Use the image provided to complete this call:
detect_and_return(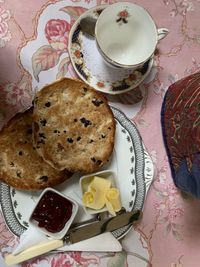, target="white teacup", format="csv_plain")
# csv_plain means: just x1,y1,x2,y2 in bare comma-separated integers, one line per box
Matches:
95,2,169,69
